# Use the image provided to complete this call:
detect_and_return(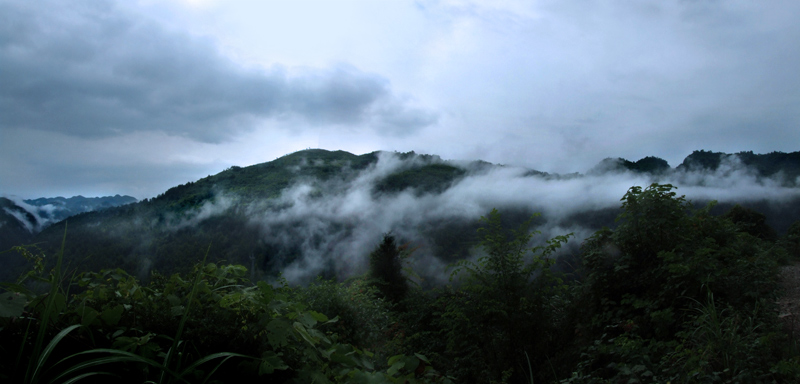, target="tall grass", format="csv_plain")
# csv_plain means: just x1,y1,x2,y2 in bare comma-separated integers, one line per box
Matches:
3,230,250,384
21,223,69,384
